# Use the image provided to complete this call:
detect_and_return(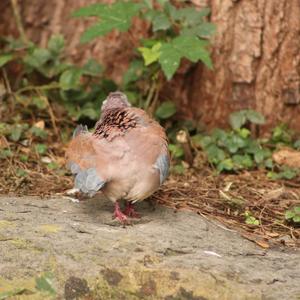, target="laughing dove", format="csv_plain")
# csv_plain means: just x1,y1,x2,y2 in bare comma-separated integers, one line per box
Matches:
66,91,170,223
